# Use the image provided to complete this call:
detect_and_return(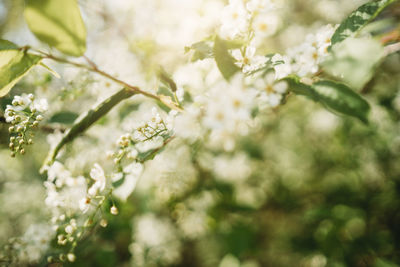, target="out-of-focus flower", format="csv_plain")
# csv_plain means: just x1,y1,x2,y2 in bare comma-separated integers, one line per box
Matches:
220,0,249,39
253,72,288,108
